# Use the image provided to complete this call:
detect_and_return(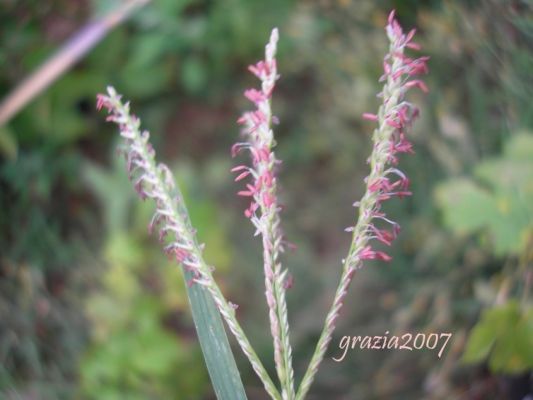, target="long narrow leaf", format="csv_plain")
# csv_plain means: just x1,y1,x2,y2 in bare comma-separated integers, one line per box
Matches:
97,88,248,399
183,268,248,400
